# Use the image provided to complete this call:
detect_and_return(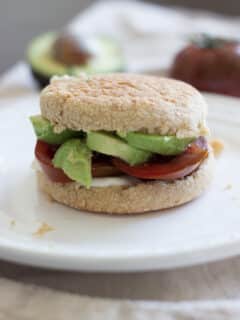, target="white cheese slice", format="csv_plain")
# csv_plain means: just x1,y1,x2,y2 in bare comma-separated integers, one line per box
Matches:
91,176,138,187
32,160,139,187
